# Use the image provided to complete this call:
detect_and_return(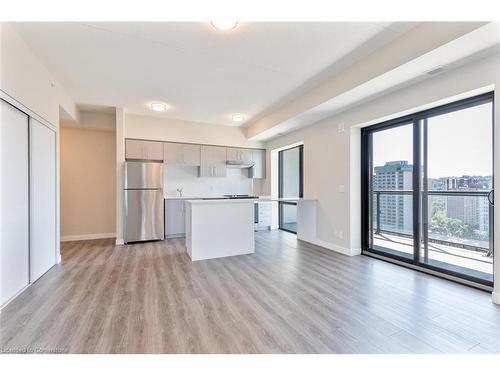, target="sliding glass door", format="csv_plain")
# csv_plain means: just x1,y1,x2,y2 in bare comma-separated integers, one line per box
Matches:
362,93,494,287
368,122,416,260
278,145,303,233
